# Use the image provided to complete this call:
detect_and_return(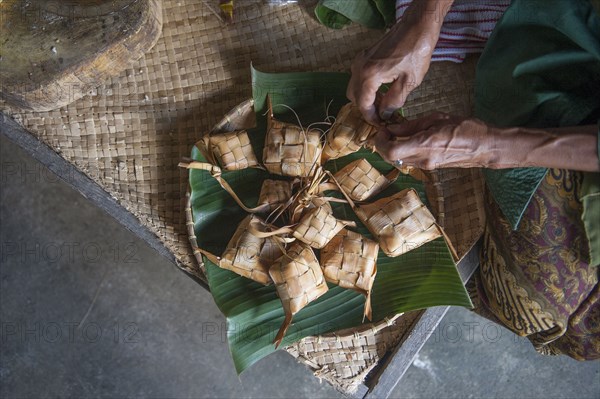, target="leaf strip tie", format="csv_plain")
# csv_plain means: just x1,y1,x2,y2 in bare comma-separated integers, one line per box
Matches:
247,218,295,241
179,161,271,213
